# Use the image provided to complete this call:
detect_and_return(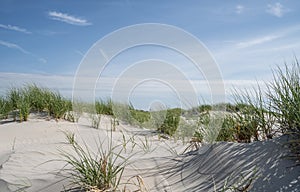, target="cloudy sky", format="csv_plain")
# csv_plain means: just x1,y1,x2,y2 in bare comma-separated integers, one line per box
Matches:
1,1,299,109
